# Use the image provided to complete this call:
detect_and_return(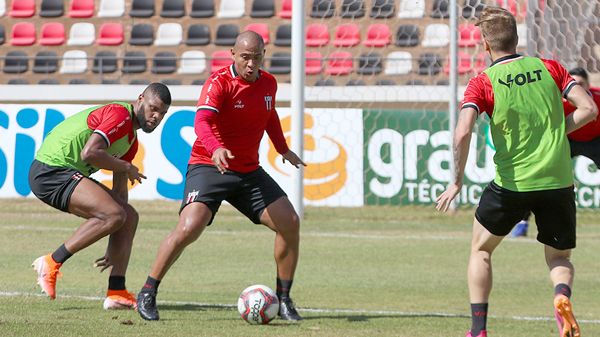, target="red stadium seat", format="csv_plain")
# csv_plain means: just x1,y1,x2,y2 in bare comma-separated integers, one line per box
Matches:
474,52,489,73
495,0,526,18
444,51,472,75
210,50,231,73
332,24,360,47
305,23,329,47
280,0,291,18
244,23,270,44
305,51,323,75
10,22,35,46
325,51,353,75
40,22,65,46
97,22,124,45
10,0,35,17
458,23,480,47
363,23,391,47
69,0,95,18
